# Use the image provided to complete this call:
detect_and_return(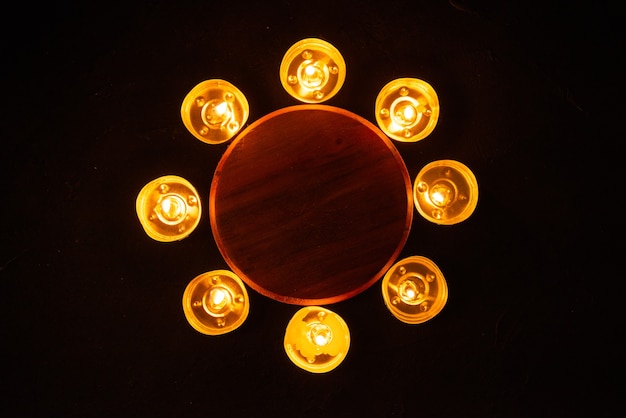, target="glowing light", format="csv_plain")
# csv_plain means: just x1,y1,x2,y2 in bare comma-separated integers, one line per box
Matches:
280,38,346,103
400,103,417,124
209,288,228,311
181,79,249,144
429,182,455,208
156,194,187,224
136,175,201,242
398,279,419,303
375,78,439,142
413,160,478,225
163,38,477,369
382,256,448,324
284,307,350,373
204,100,232,128
303,64,324,87
308,323,332,347
182,270,249,336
